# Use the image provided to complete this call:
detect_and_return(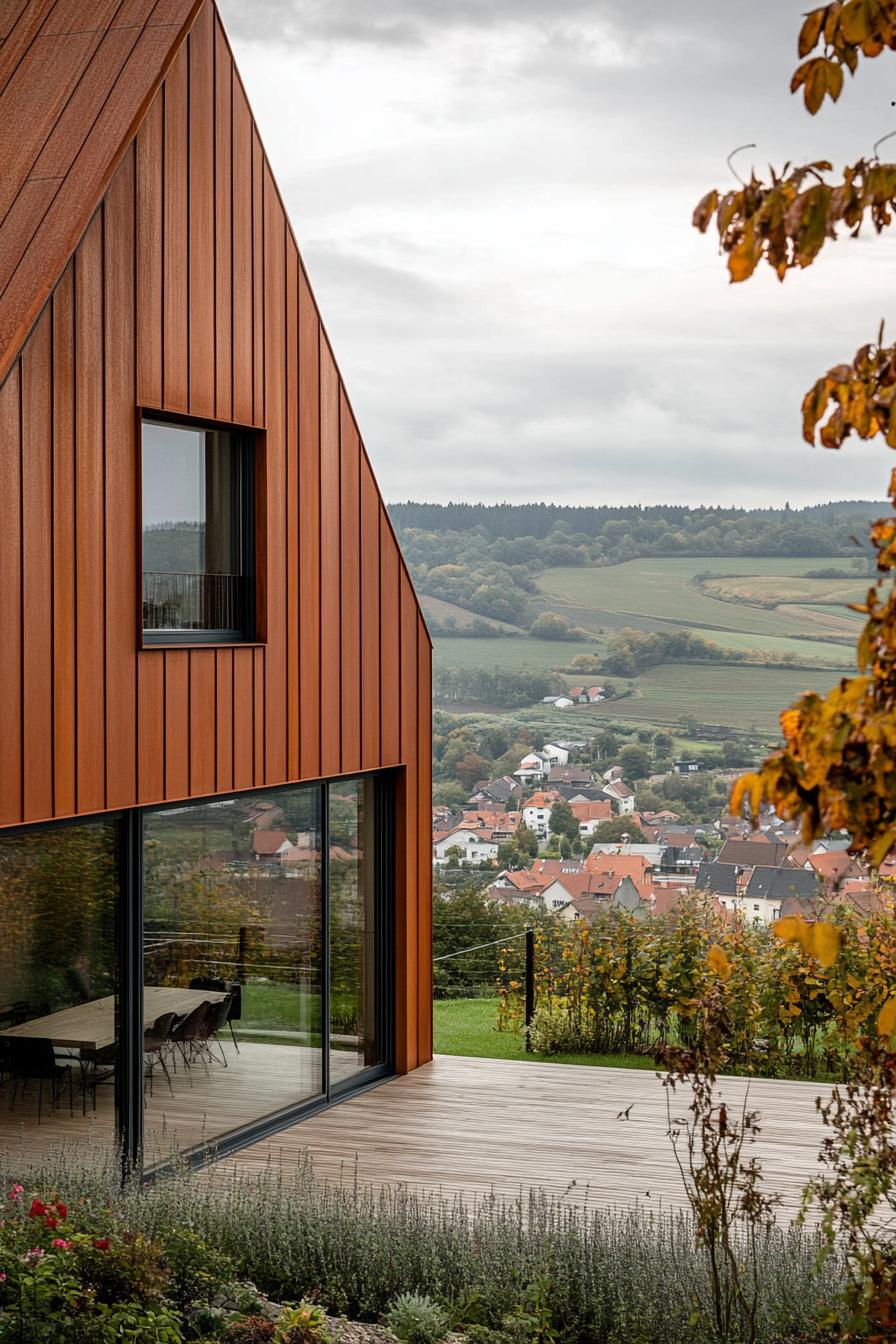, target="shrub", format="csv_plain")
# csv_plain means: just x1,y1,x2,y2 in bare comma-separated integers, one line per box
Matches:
276,1302,331,1344
384,1292,449,1344
226,1319,276,1344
